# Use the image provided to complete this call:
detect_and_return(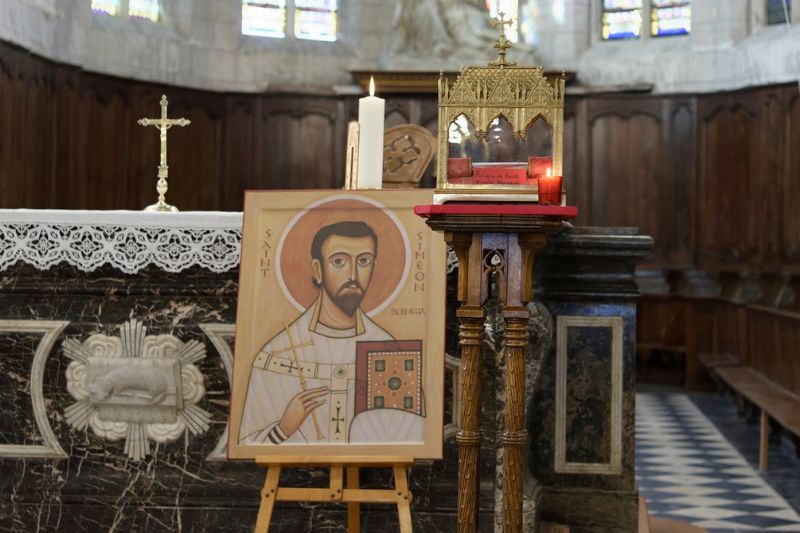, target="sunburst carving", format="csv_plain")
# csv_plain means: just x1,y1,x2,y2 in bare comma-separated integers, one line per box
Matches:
63,318,211,460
